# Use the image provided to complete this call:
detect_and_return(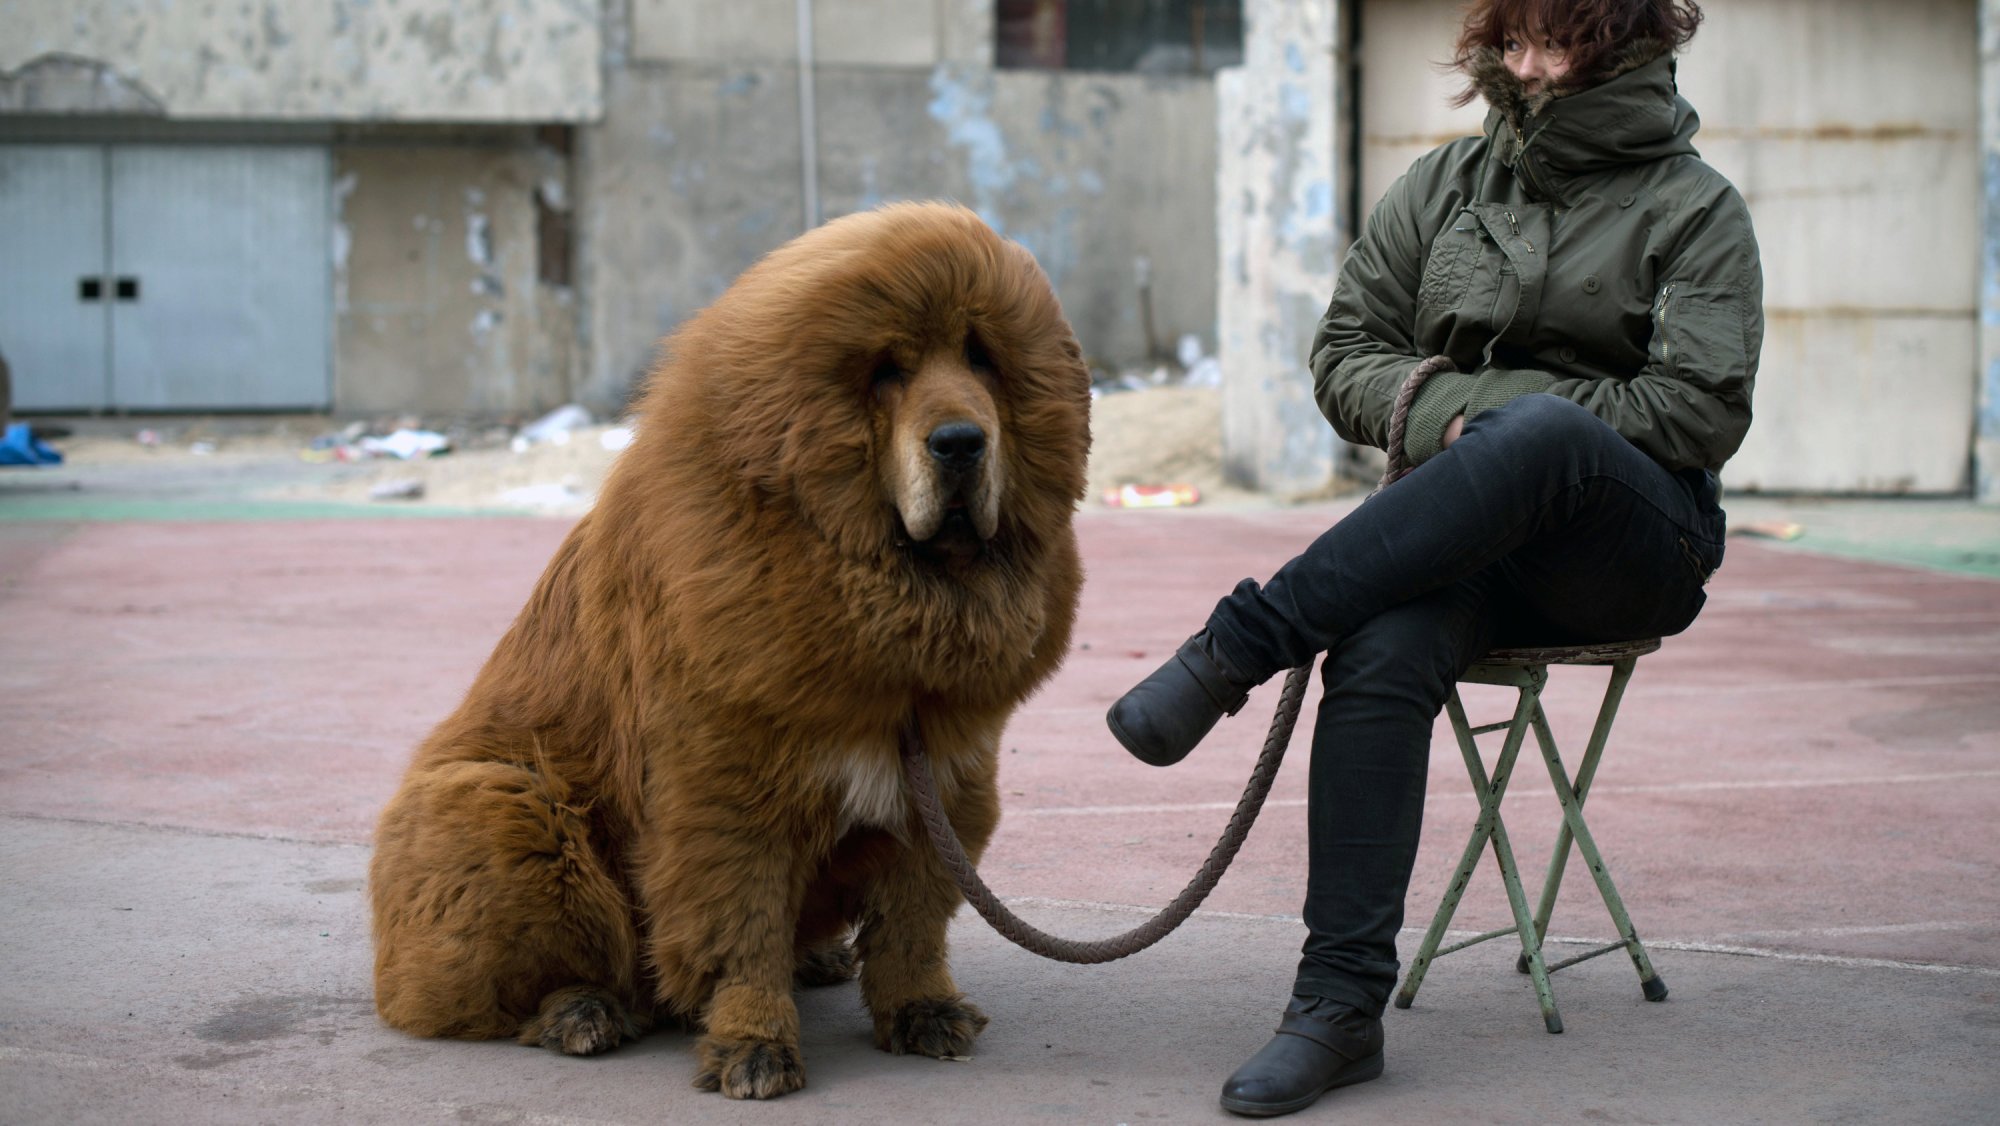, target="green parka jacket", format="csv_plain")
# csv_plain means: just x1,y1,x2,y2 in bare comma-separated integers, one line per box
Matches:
1310,44,1762,473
